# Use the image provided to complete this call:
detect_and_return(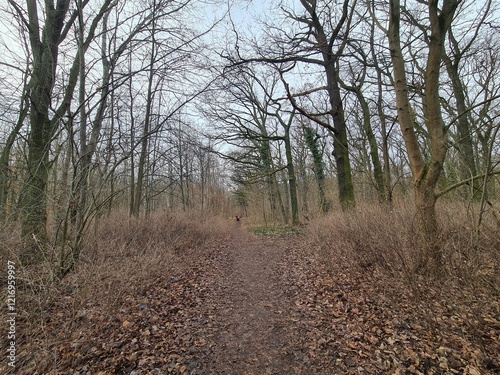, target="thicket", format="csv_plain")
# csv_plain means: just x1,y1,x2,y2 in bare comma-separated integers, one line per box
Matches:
0,211,228,372
307,199,500,297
